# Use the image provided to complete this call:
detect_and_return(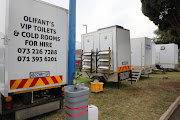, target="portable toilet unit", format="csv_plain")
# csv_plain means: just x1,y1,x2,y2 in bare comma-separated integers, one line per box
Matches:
151,42,156,69
155,43,178,69
131,37,152,74
81,25,131,83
